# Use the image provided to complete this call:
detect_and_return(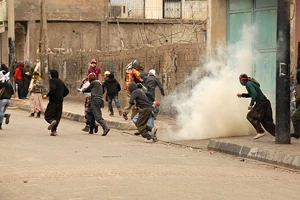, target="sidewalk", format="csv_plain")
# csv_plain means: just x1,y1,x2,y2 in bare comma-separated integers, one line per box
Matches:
9,98,300,170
